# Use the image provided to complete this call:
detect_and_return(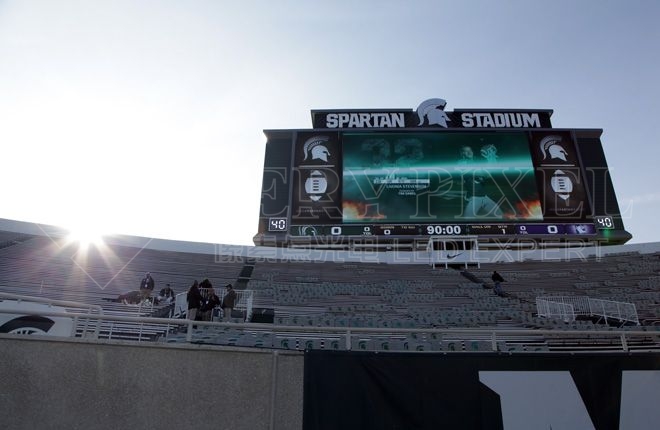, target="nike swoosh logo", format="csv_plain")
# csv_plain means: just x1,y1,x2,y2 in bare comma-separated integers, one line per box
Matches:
447,252,464,259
